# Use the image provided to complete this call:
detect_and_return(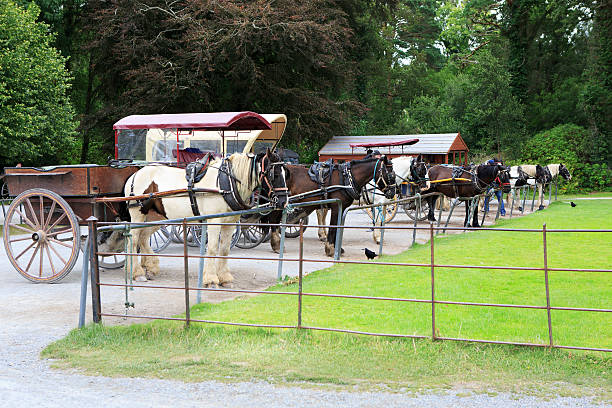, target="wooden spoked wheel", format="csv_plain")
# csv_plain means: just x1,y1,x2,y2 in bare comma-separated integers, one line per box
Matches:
3,189,80,283
284,215,309,238
235,221,270,249
403,199,430,221
364,197,399,223
172,224,241,249
149,225,173,253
